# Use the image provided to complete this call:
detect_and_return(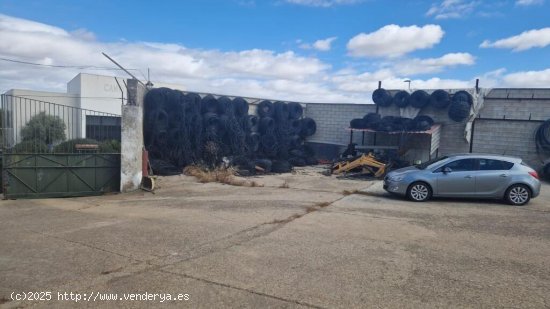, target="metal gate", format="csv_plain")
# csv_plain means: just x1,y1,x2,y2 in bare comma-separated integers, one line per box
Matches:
1,95,121,199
